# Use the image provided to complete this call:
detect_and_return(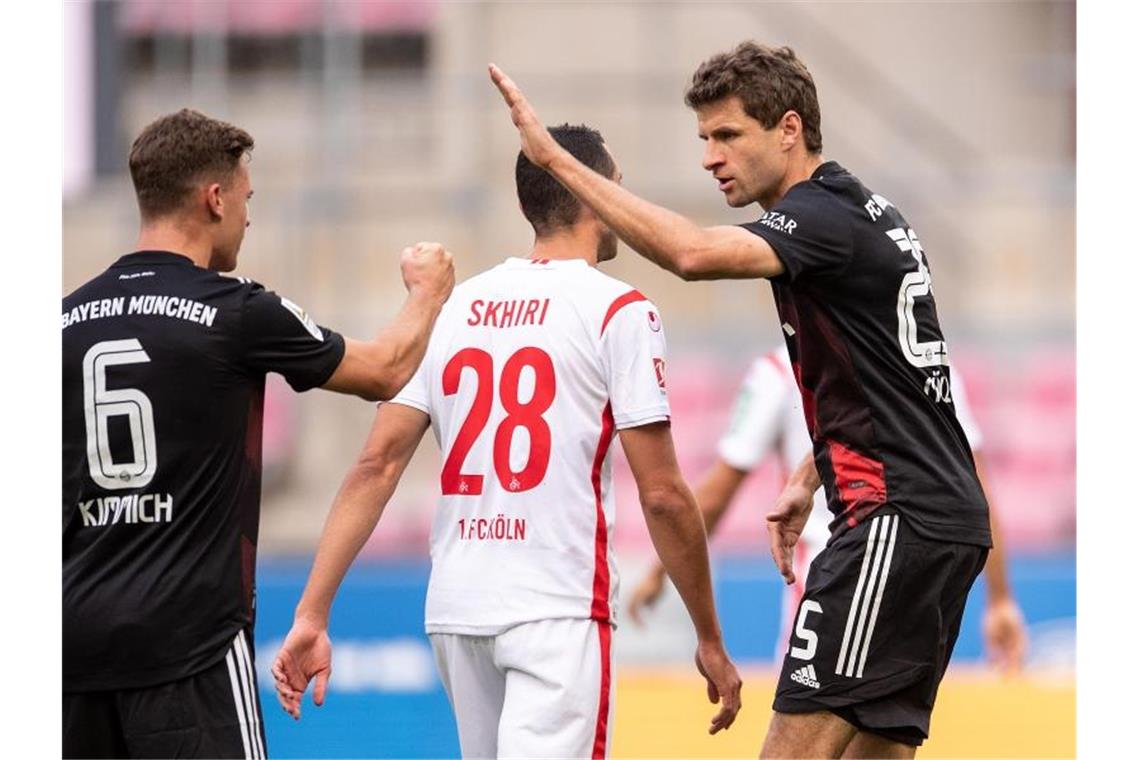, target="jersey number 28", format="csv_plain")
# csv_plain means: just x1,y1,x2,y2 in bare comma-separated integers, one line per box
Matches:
441,347,555,496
